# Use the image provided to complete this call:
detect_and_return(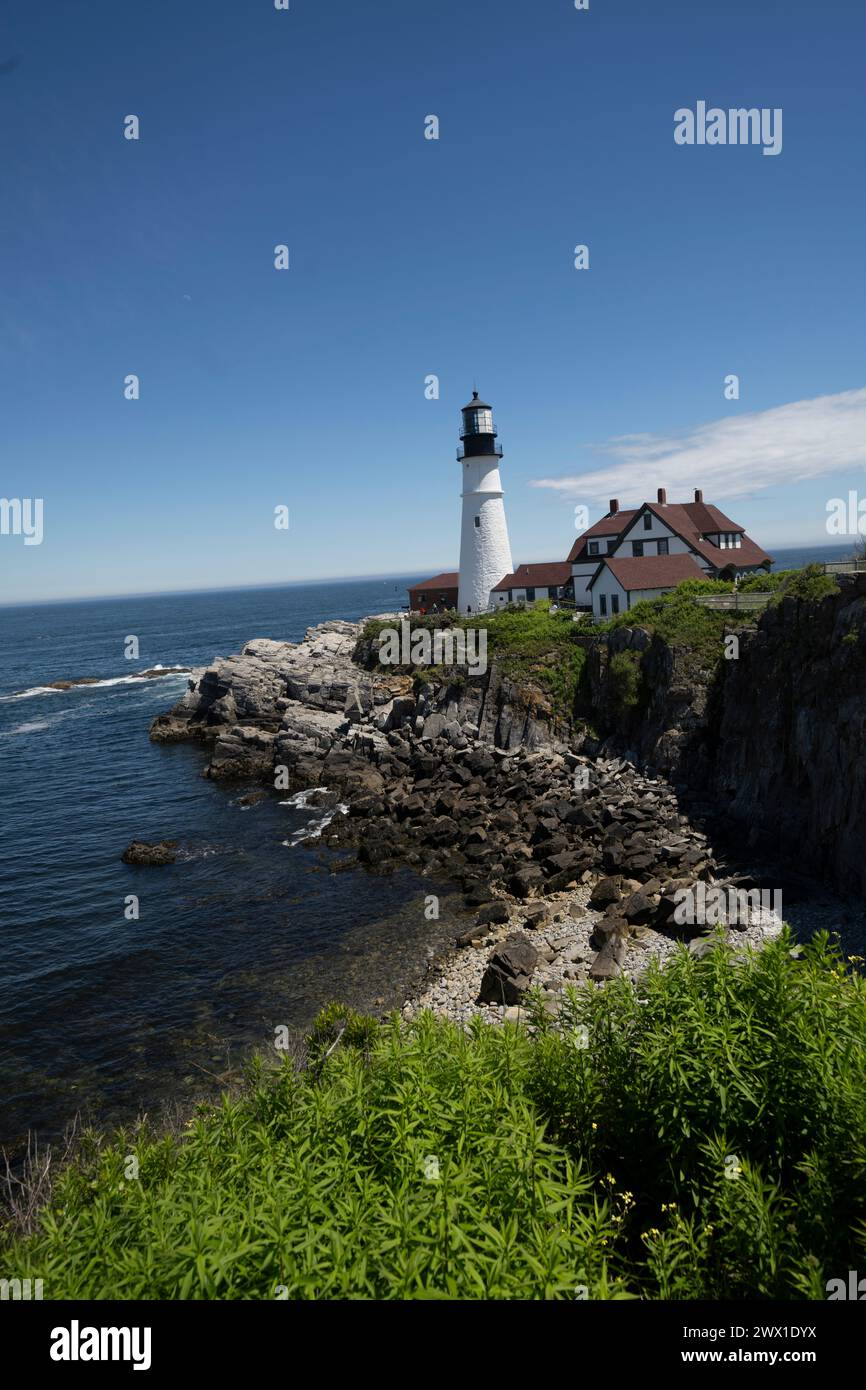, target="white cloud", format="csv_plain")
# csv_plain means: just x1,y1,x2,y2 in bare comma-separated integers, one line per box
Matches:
530,387,866,503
